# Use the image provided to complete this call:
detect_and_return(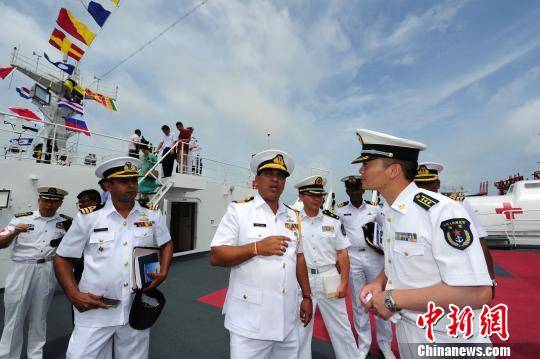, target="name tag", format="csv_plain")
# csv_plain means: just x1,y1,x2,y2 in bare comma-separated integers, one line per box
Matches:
395,232,417,242
134,221,153,228
253,223,266,228
93,227,108,232
343,213,352,216
322,225,334,232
